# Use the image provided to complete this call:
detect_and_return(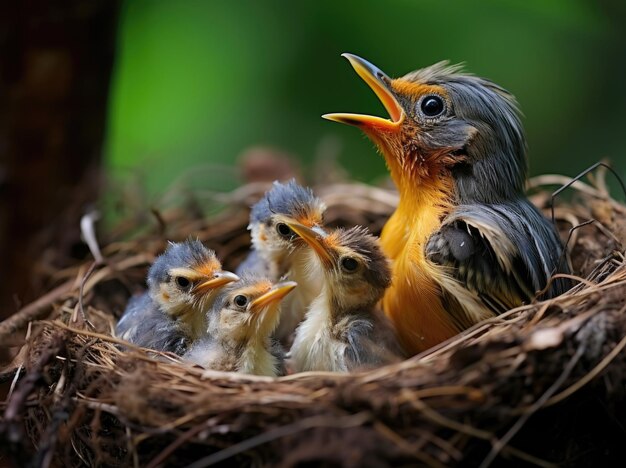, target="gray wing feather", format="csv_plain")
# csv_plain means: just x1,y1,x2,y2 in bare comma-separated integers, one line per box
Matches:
343,313,404,370
270,339,287,376
116,293,190,355
427,198,569,315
